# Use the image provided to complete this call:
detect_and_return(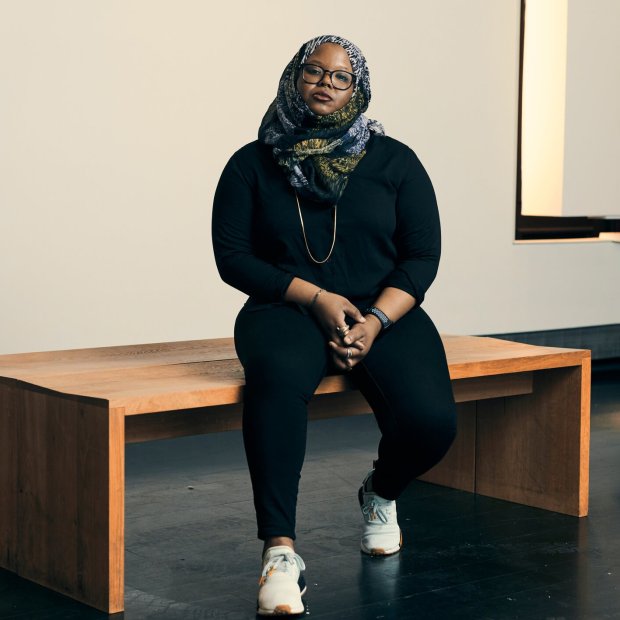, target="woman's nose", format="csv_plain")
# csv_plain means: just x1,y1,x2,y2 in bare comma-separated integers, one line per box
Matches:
318,72,333,88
